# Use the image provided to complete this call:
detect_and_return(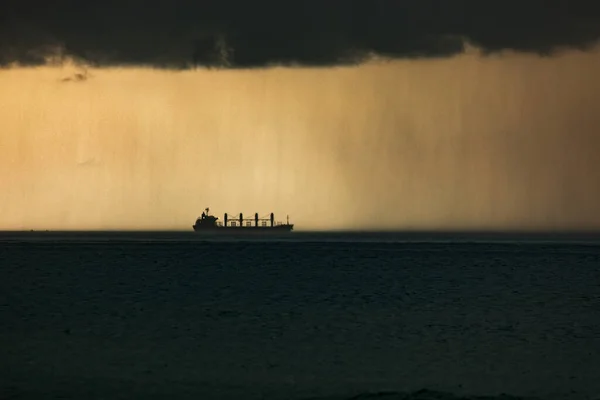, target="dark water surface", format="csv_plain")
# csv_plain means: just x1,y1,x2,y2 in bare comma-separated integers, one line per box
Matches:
1,232,600,399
